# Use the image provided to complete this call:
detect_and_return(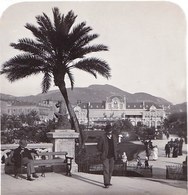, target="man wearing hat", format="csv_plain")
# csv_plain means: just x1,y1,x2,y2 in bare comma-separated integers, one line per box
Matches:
97,124,118,188
11,139,39,181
